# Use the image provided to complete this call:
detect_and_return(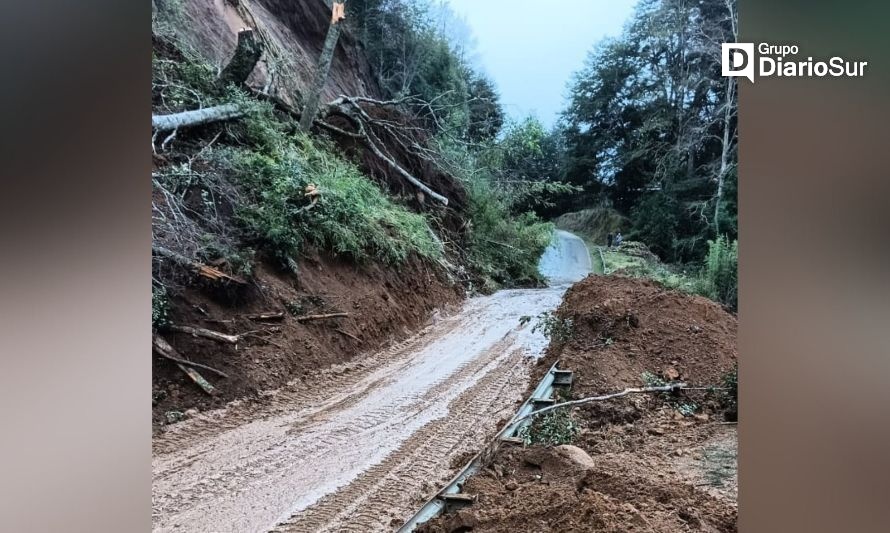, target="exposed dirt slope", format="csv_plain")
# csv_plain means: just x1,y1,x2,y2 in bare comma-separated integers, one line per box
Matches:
420,276,738,533
161,0,380,107
152,253,461,429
